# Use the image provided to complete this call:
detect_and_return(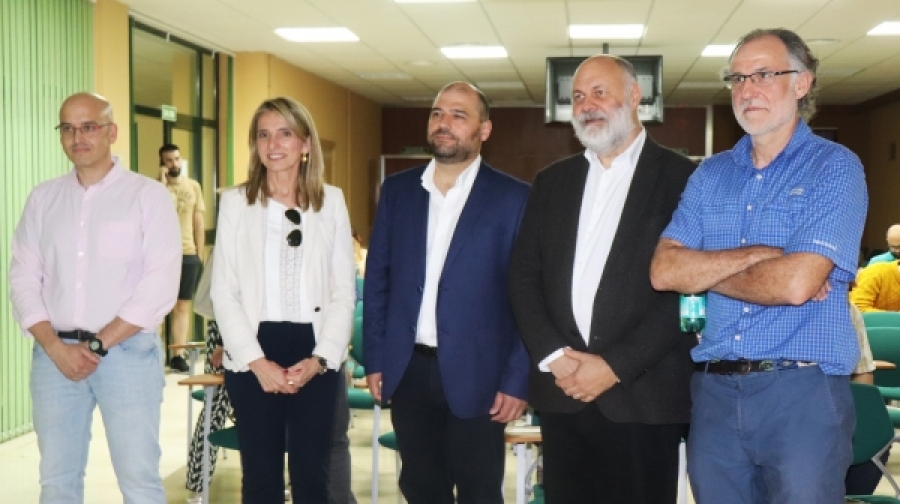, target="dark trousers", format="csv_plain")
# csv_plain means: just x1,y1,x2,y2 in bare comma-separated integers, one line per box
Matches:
390,351,506,504
541,404,686,504
845,447,890,495
225,322,338,504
